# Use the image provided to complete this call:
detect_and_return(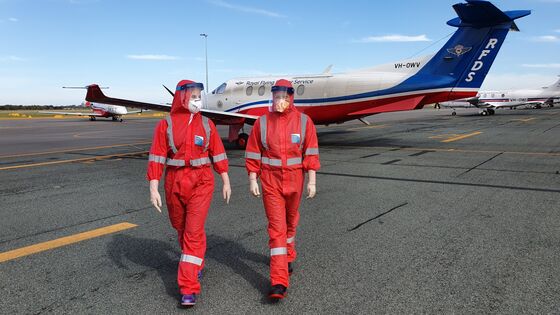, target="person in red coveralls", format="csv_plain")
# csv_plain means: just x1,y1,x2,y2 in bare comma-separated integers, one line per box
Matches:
245,79,320,300
147,80,231,307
